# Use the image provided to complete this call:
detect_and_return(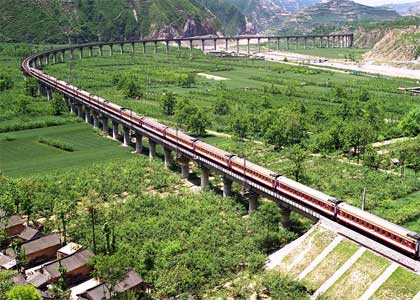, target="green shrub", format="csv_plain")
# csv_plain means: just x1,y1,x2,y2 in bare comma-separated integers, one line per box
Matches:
0,73,13,91
38,137,75,152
